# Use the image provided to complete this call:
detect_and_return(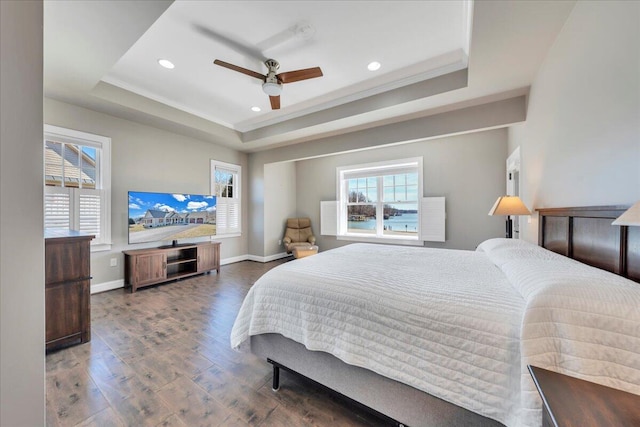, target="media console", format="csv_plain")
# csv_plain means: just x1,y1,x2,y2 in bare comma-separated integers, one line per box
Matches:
123,241,220,292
